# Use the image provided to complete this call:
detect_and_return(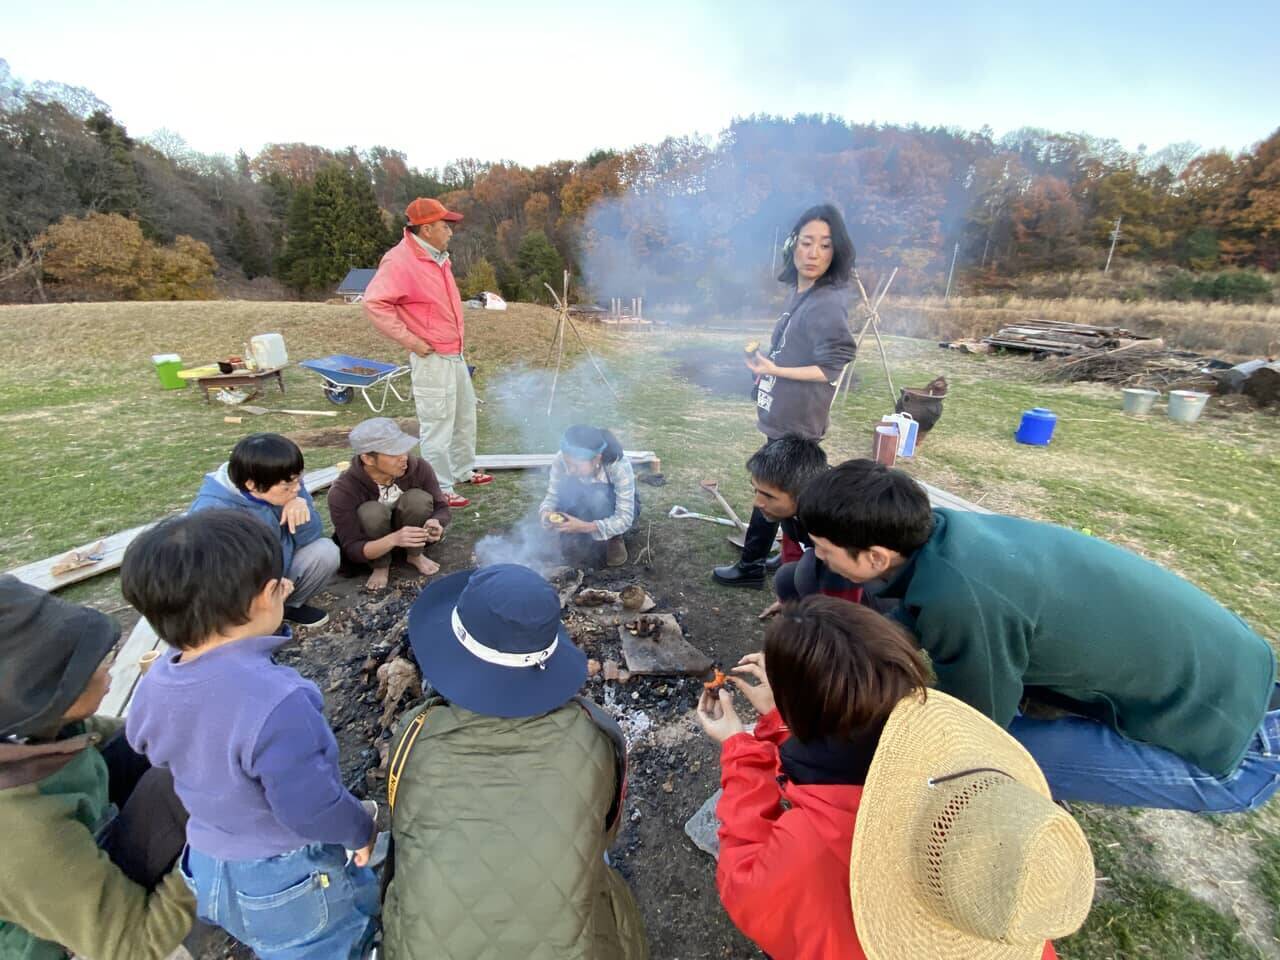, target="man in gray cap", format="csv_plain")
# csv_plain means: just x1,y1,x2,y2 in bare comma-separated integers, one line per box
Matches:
327,418,453,591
